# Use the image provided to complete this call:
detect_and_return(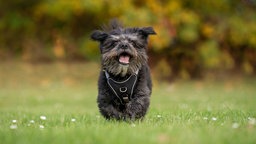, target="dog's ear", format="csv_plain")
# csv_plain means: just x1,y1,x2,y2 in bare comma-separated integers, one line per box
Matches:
139,27,157,38
91,30,108,42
